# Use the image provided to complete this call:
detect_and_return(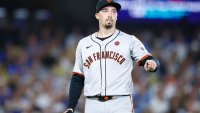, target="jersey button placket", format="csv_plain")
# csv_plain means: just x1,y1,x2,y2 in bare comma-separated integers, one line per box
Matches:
100,43,106,95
